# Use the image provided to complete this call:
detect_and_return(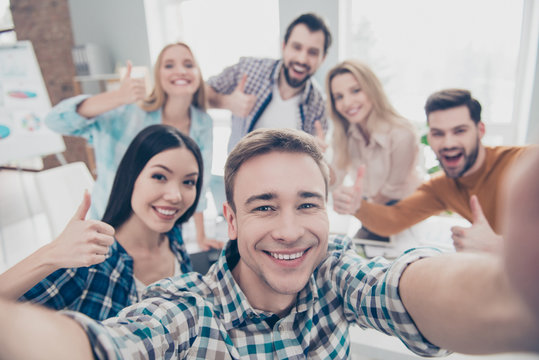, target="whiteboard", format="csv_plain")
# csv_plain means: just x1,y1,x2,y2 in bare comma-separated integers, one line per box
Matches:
0,41,65,165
